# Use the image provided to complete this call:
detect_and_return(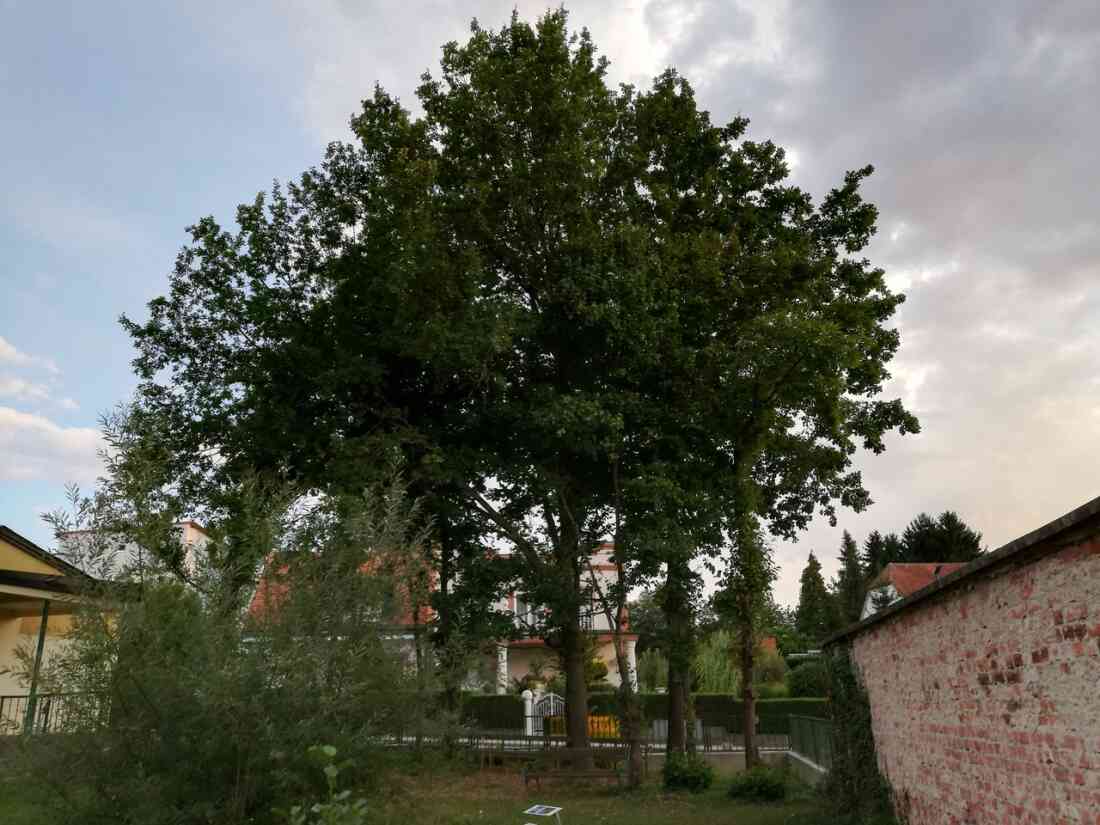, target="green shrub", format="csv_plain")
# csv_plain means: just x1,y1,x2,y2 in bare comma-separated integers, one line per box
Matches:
692,630,741,693
753,647,789,685
462,694,525,729
788,660,830,697
727,765,788,802
280,746,370,825
585,694,830,734
464,693,830,735
822,647,900,824
637,648,668,692
662,751,715,793
20,477,438,825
